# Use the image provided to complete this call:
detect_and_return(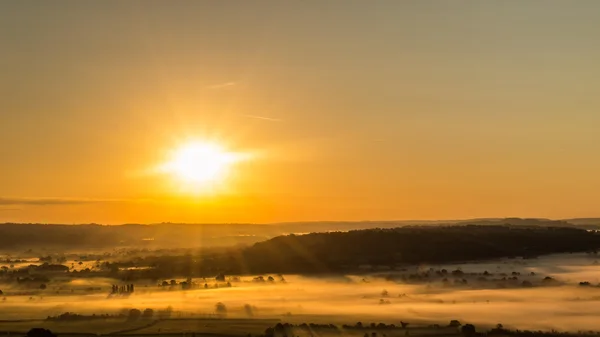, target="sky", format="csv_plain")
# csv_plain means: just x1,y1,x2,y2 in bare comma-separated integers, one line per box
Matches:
1,1,600,224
